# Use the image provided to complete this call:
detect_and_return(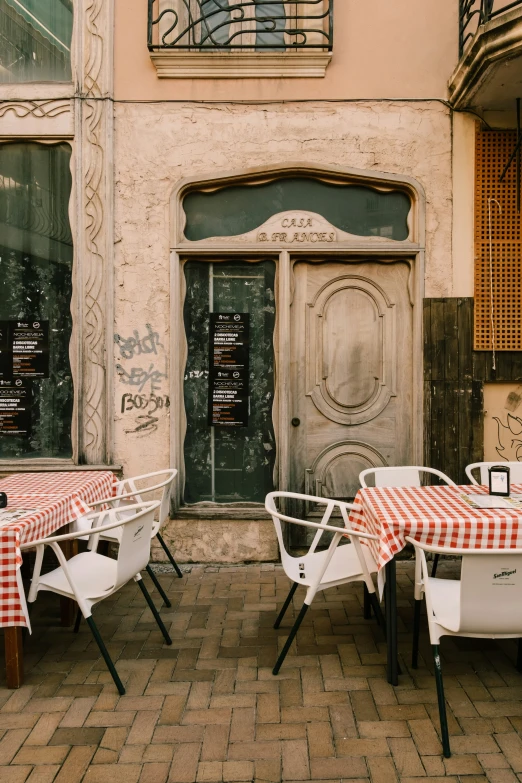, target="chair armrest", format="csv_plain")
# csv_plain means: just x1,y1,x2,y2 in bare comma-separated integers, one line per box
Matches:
20,501,160,550
269,512,378,542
